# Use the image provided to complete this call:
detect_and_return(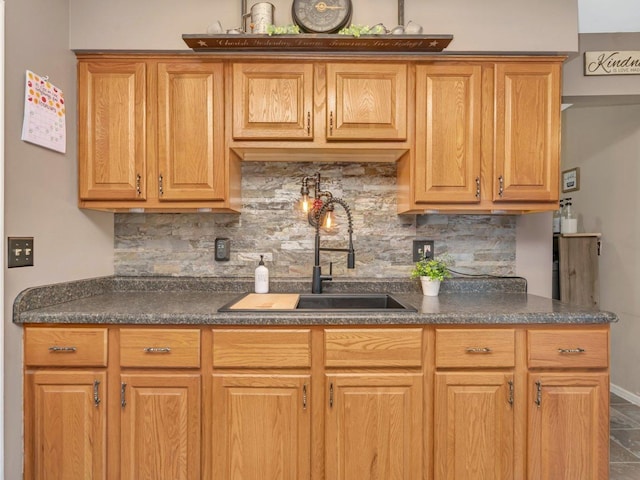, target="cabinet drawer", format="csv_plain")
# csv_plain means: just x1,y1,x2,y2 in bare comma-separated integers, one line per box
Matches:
213,329,311,368
120,329,201,368
325,328,423,367
528,329,609,369
435,329,515,368
25,327,108,367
